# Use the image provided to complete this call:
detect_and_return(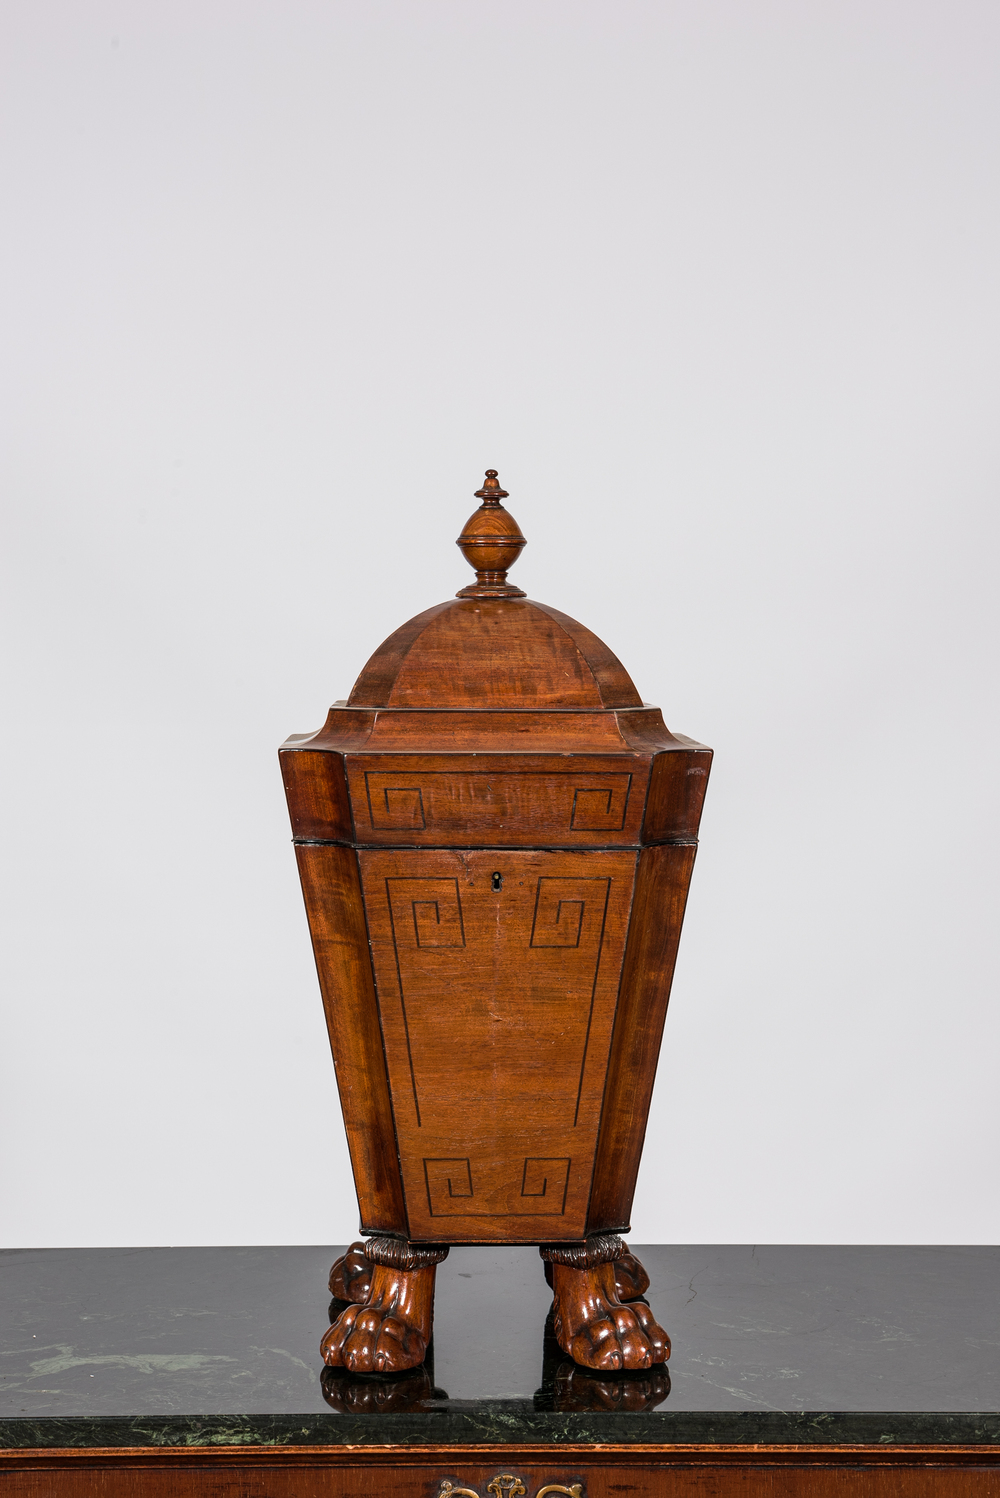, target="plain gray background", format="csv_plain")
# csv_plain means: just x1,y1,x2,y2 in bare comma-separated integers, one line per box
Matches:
2,0,998,1249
